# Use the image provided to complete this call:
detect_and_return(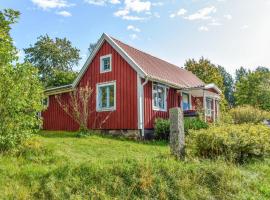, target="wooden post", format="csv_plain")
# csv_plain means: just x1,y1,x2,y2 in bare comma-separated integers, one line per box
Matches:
169,107,185,160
